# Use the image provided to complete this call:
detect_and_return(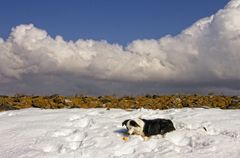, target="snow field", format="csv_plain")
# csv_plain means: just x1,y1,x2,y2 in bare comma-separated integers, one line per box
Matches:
0,108,240,158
